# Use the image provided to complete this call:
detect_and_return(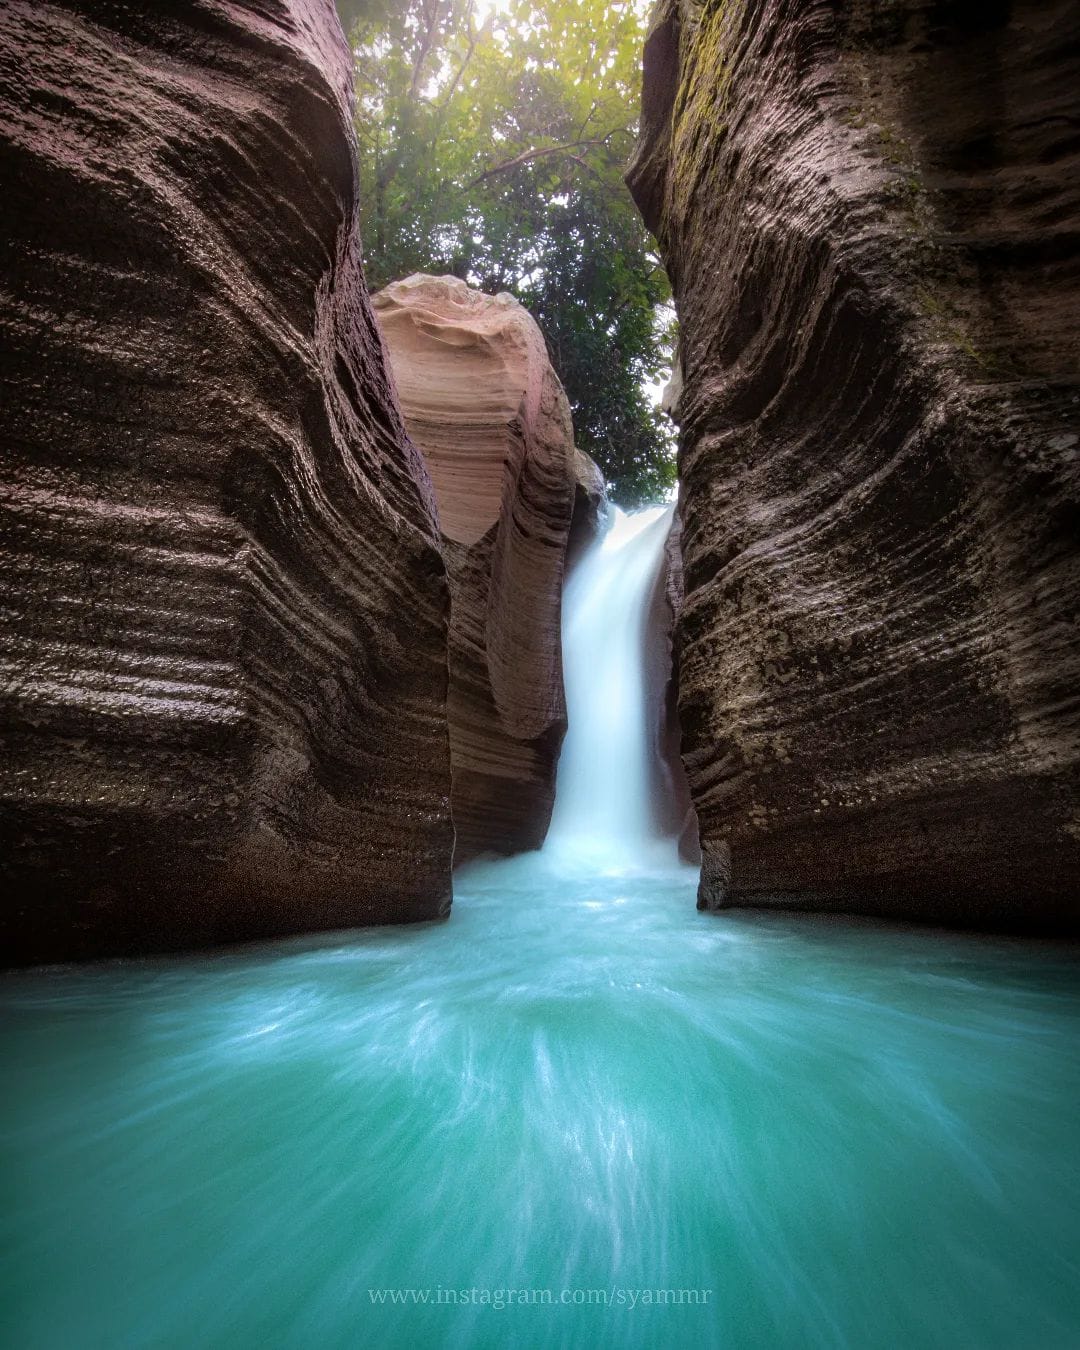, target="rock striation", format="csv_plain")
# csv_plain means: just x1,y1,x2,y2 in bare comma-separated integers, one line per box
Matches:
0,0,455,965
373,275,593,860
629,0,1080,928
647,514,699,863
